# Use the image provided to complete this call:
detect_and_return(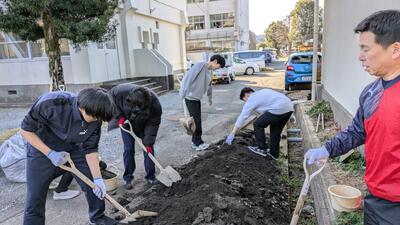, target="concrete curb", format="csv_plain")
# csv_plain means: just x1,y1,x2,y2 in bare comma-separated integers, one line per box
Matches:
295,103,338,225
